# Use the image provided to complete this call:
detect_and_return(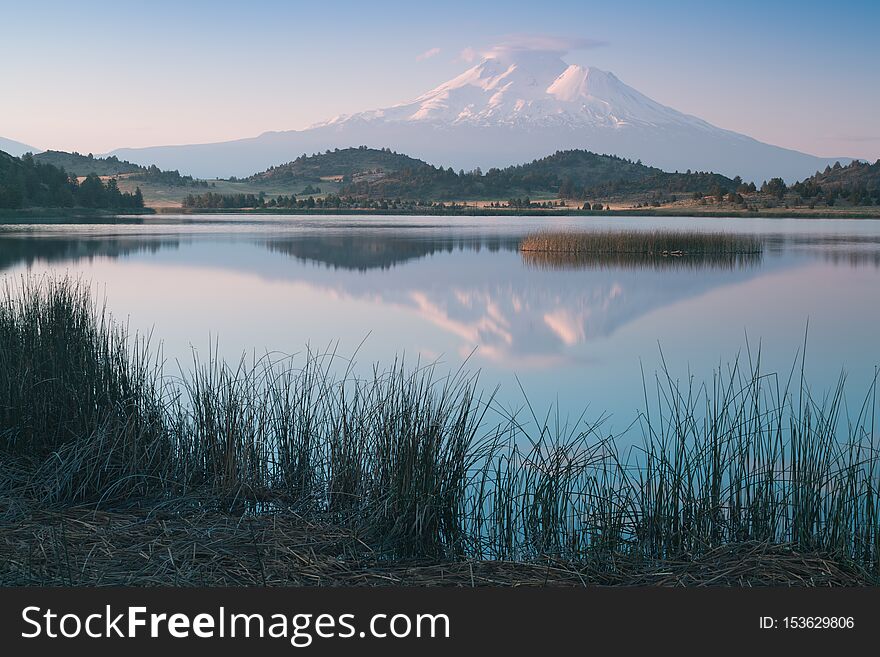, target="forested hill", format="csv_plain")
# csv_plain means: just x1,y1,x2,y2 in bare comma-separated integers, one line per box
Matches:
33,150,145,176
247,146,740,202
791,159,880,203
0,150,144,209
338,149,741,201
488,150,739,198
31,150,205,189
248,147,430,183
